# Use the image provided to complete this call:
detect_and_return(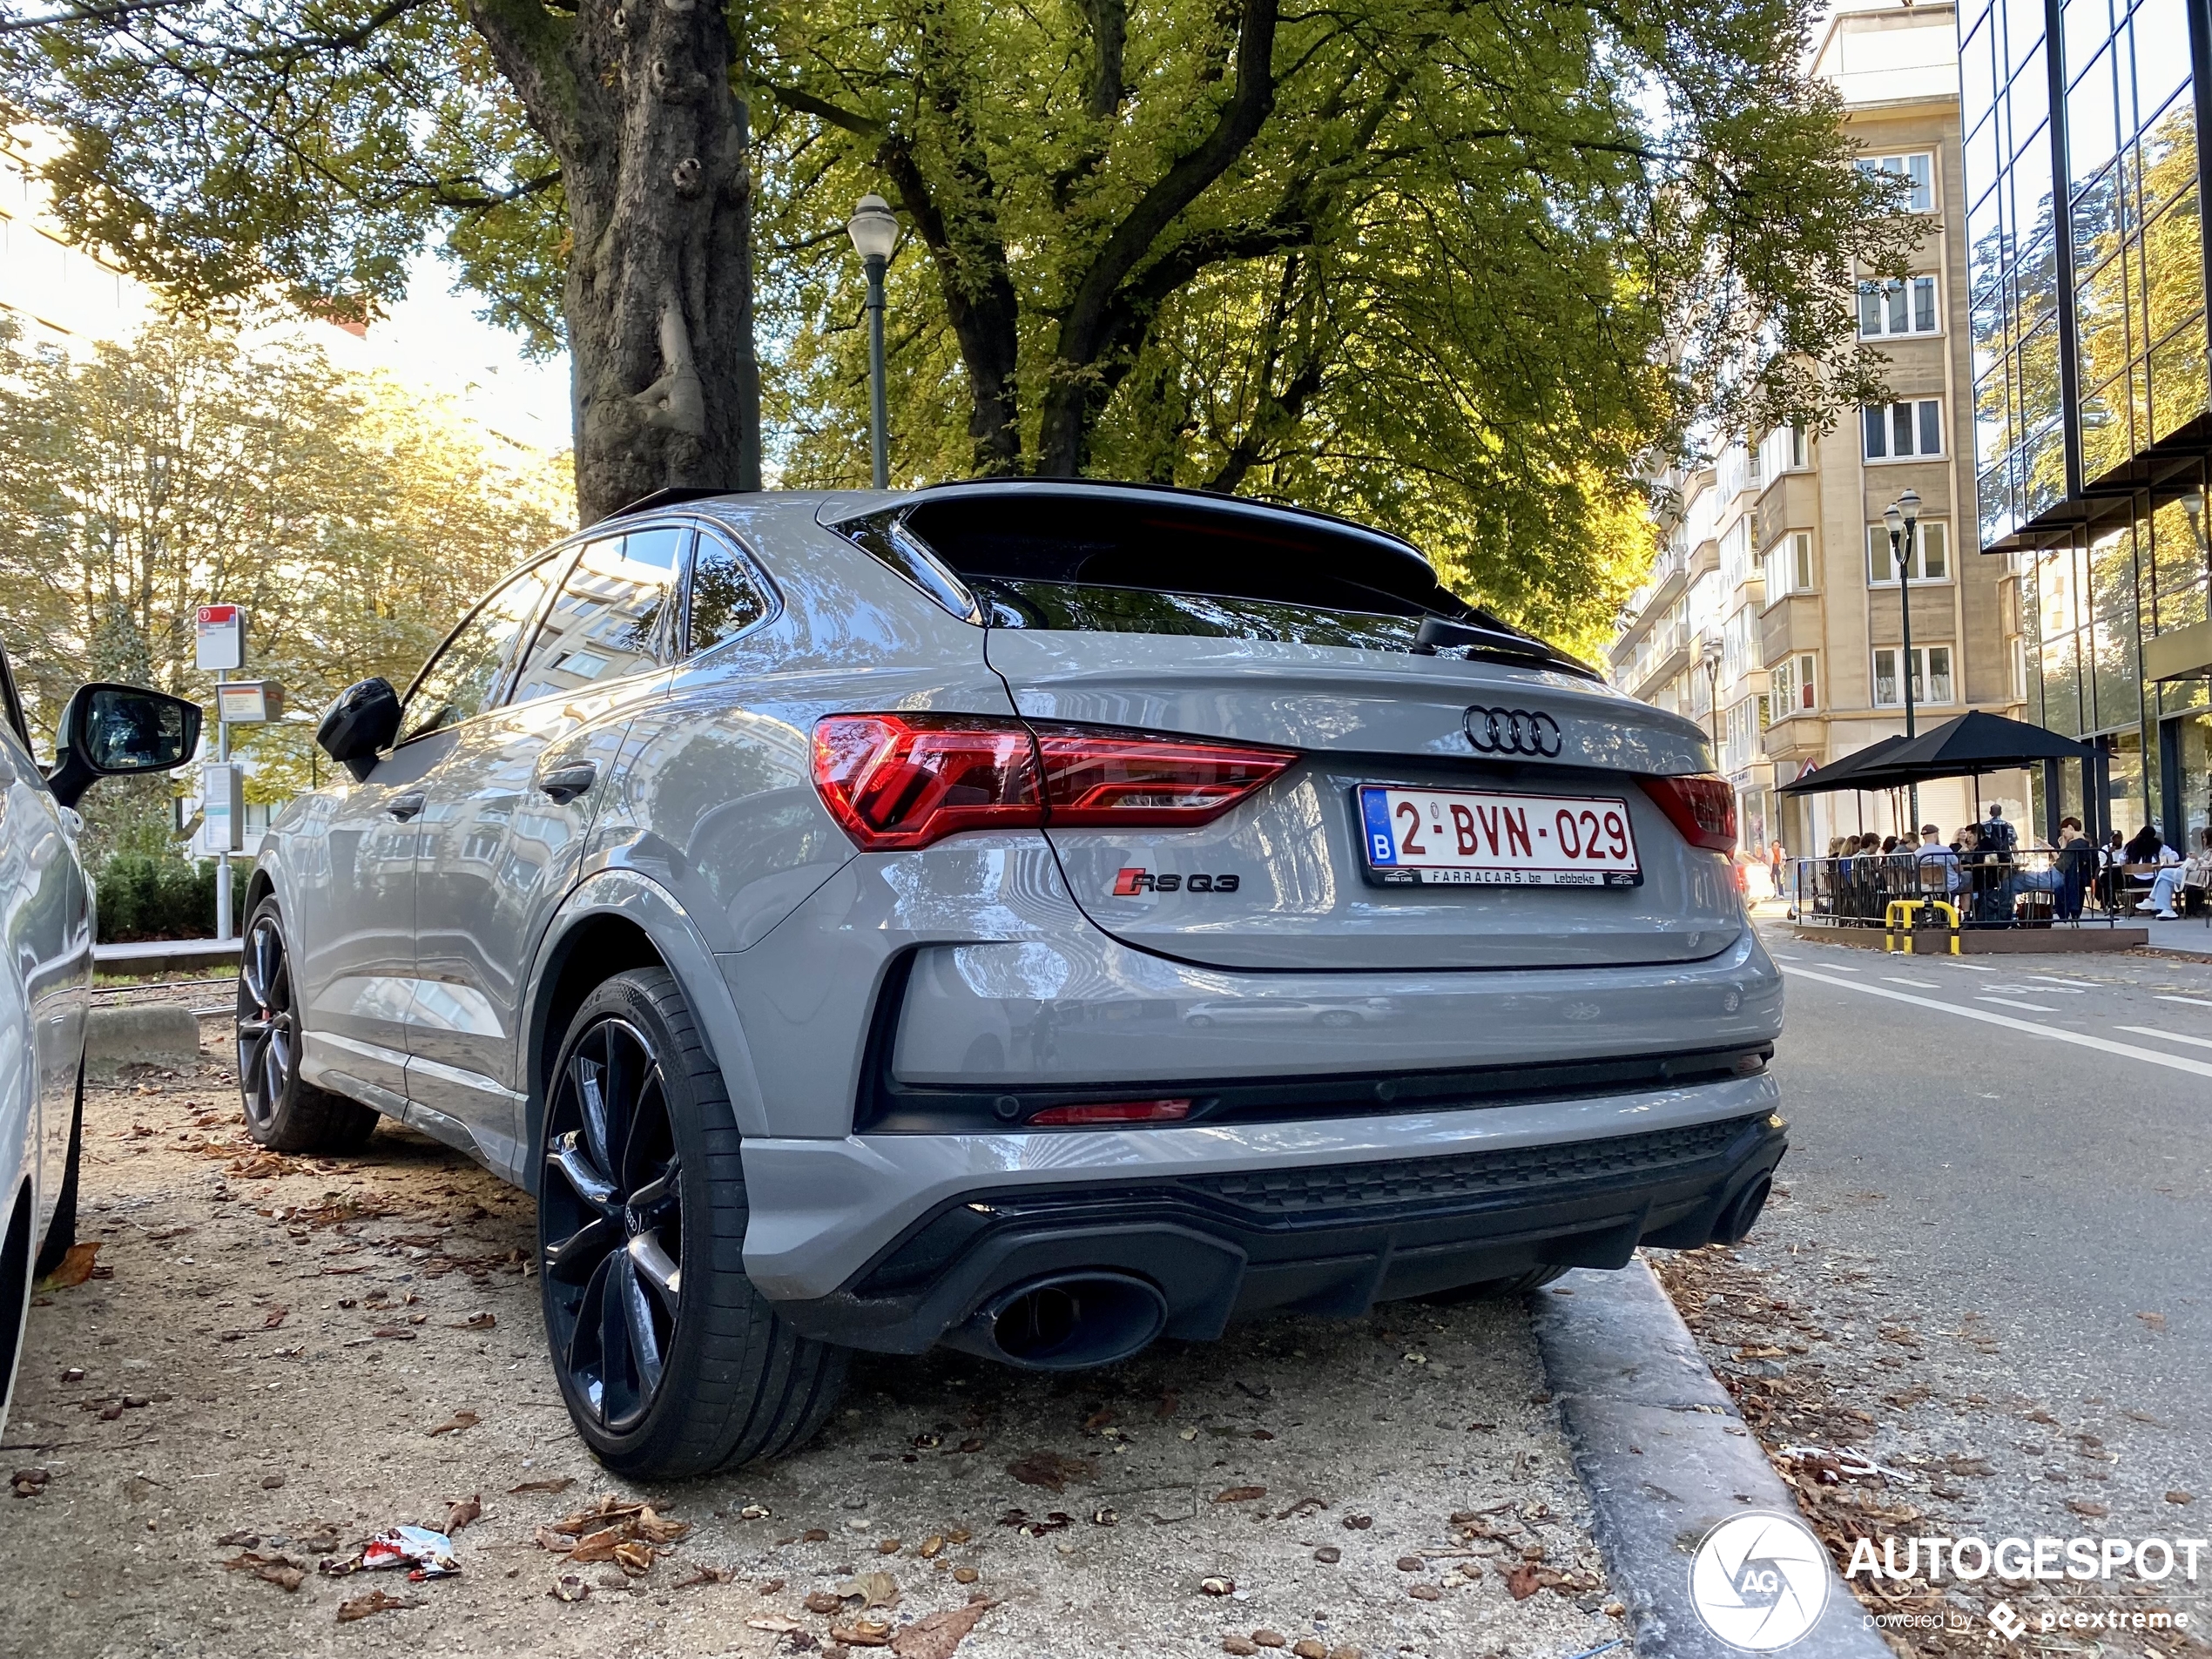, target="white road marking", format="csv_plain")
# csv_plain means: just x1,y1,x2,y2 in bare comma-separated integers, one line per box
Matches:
1986,983,2082,995
1946,961,1995,972
1818,962,1863,973
2116,1025,2212,1051
1978,995,2058,1011
1882,976,1941,988
2027,975,2101,988
2155,994,2212,1008
1779,965,2212,1079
